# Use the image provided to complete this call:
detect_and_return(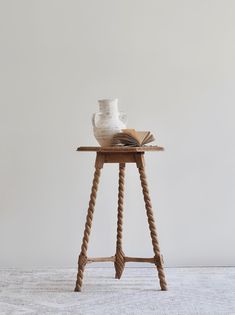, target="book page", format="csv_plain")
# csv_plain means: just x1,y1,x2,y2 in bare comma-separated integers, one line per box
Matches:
121,129,141,145
139,131,151,145
143,133,155,145
122,130,151,145
122,129,138,139
115,129,155,146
